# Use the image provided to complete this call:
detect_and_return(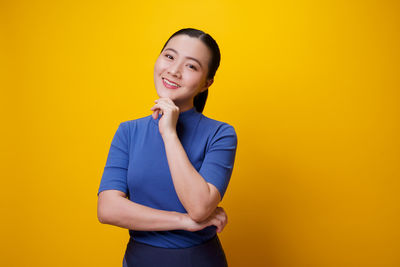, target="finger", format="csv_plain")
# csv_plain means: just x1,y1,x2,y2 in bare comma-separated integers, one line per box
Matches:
151,105,166,117
217,206,226,214
156,98,180,111
219,223,226,233
150,103,161,111
211,218,223,233
218,207,227,221
214,212,226,223
156,100,178,112
214,214,226,230
213,212,227,232
151,102,168,113
216,207,228,223
152,110,159,120
216,220,224,233
155,105,179,119
214,208,225,218
212,220,220,233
